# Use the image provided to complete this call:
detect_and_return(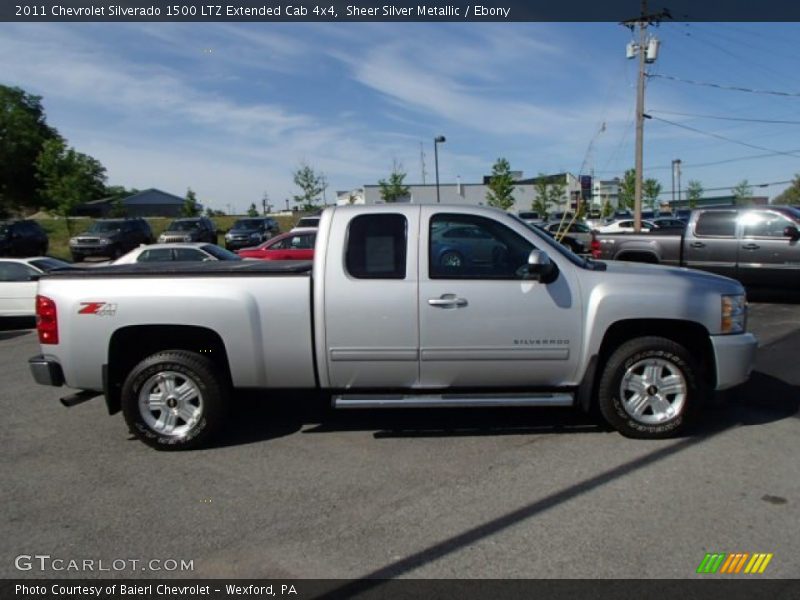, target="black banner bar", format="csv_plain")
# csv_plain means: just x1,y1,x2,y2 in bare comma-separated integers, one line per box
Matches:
4,0,800,22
